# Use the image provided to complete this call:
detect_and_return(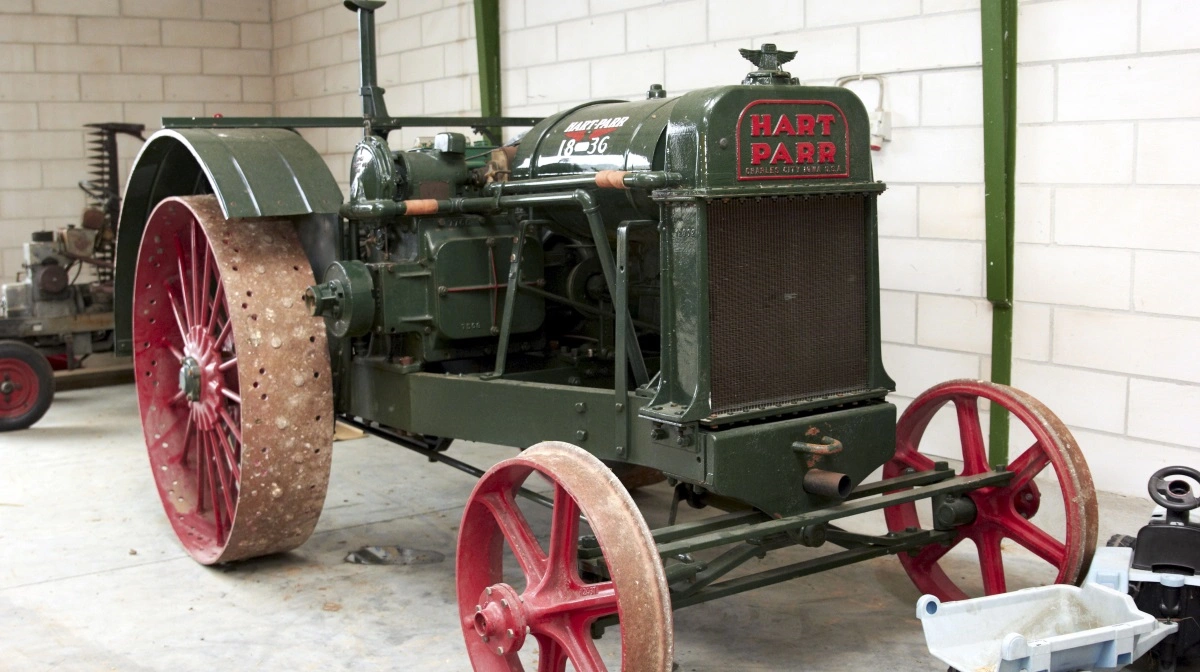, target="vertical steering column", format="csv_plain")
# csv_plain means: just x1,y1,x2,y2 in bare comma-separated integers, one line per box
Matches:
344,0,389,120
